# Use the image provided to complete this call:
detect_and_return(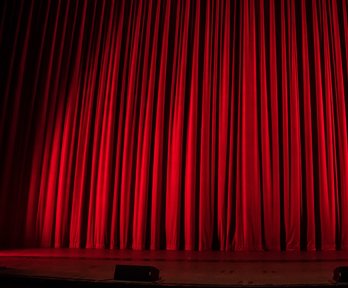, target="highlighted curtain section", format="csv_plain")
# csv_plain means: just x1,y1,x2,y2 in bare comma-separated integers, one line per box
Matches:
0,0,347,251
